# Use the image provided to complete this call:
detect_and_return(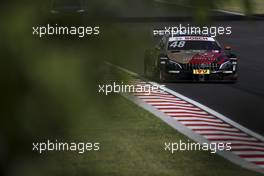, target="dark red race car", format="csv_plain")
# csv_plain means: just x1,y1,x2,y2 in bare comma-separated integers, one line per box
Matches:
144,35,238,82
